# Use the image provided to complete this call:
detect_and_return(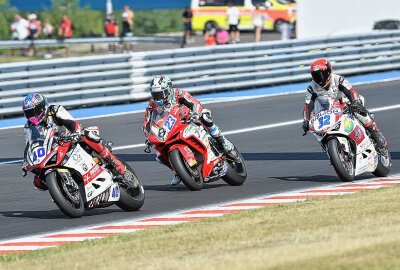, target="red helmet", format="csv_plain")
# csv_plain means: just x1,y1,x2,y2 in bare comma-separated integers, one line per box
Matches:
310,58,332,87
